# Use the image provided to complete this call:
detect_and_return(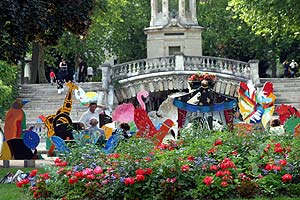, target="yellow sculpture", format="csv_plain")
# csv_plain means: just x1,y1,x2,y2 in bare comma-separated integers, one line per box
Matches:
44,81,79,137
